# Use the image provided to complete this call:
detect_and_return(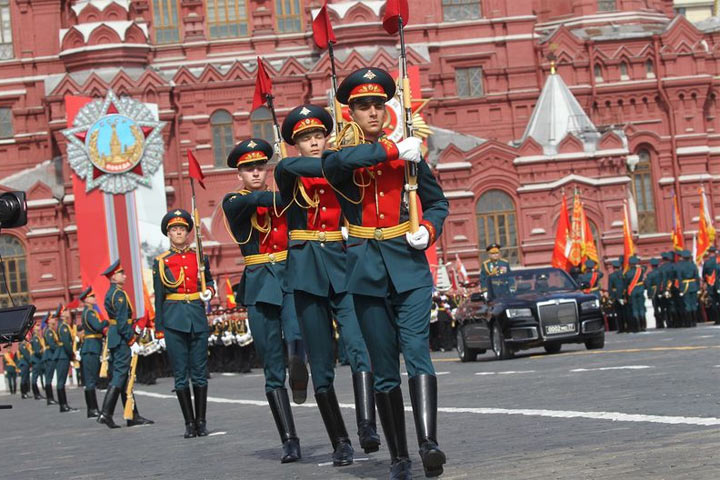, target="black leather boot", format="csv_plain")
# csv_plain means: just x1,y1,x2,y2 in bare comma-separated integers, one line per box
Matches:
21,382,28,399
32,383,44,400
97,385,121,429
193,385,209,436
409,375,446,478
266,388,301,463
58,387,78,412
287,340,308,404
45,385,57,405
316,388,354,466
353,371,381,453
176,388,196,438
121,391,154,426
85,389,100,418
376,387,412,480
